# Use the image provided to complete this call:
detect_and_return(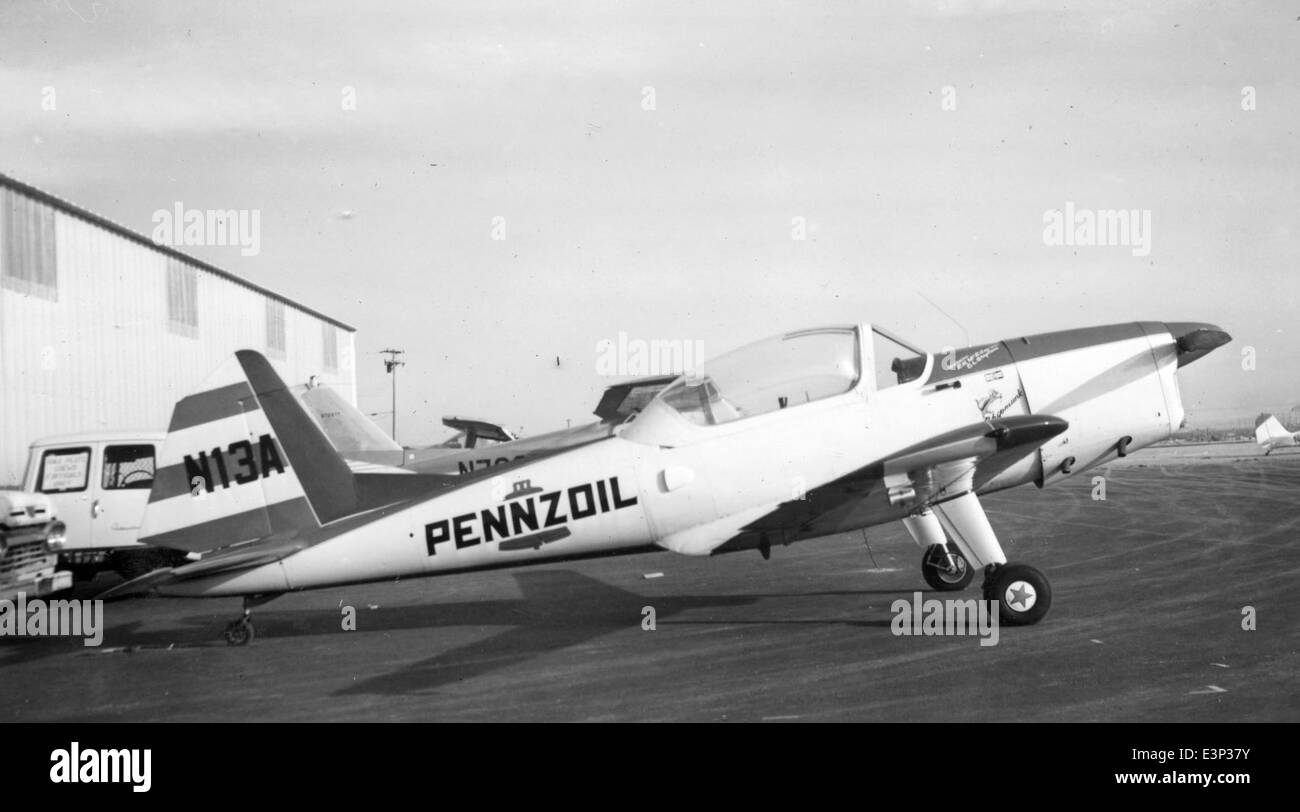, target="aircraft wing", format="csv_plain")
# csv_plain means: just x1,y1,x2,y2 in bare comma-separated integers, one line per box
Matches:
593,375,678,423
691,414,1069,557
440,416,516,447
